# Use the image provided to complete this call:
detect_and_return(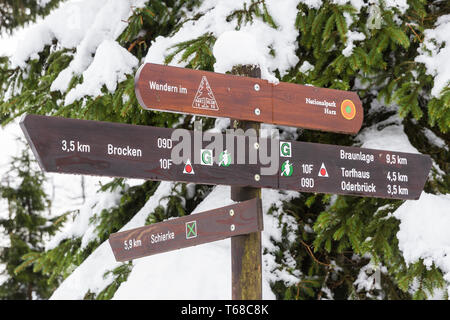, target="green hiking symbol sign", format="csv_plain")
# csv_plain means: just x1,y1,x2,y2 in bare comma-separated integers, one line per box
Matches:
281,160,293,177
218,150,232,167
